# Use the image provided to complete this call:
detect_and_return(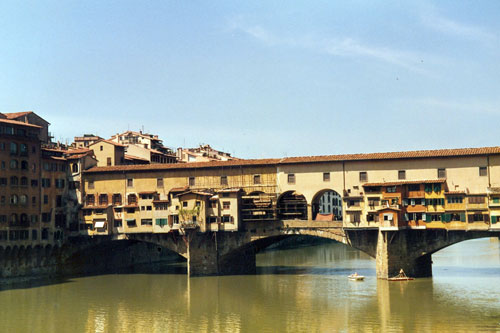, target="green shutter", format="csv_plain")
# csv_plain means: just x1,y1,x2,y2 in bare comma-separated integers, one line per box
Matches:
491,216,497,224
460,213,466,222
443,213,451,222
494,198,500,203
425,184,432,193
434,184,441,192
425,214,432,222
